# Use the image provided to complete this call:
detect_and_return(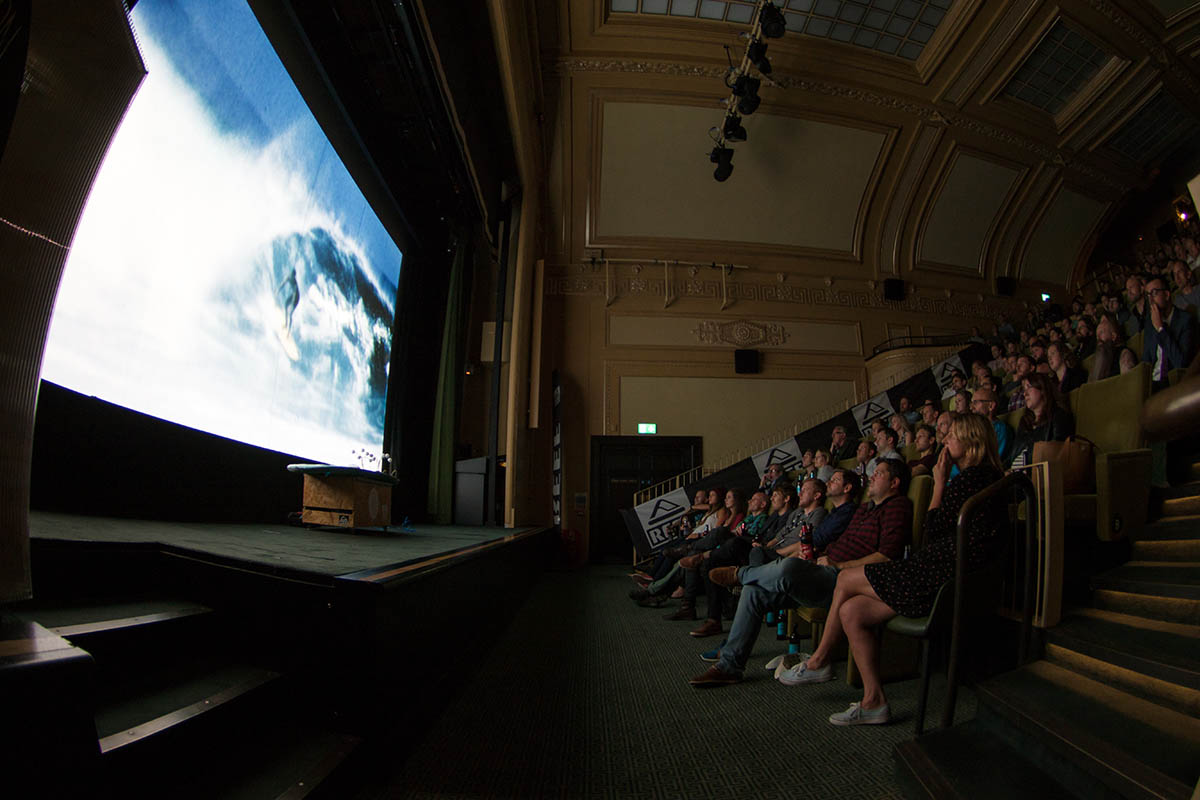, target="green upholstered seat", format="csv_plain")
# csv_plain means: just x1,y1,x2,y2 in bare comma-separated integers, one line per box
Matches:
1063,362,1152,540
